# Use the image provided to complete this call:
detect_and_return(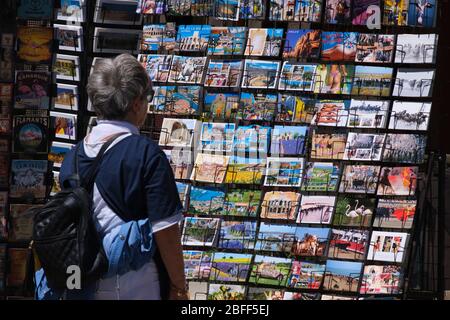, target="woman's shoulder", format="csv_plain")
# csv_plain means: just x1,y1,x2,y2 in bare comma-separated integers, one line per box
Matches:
115,134,163,157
